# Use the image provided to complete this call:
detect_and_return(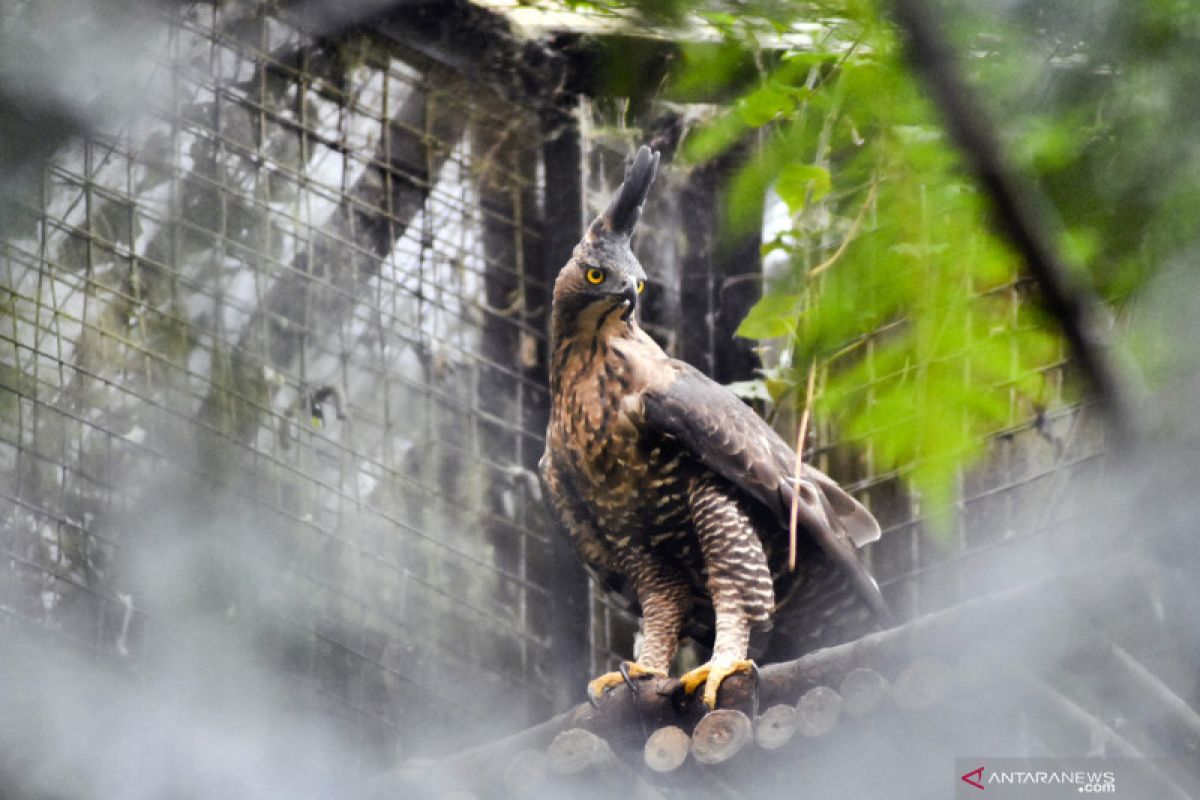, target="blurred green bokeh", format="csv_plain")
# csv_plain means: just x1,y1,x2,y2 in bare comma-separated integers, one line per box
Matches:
555,0,1200,524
